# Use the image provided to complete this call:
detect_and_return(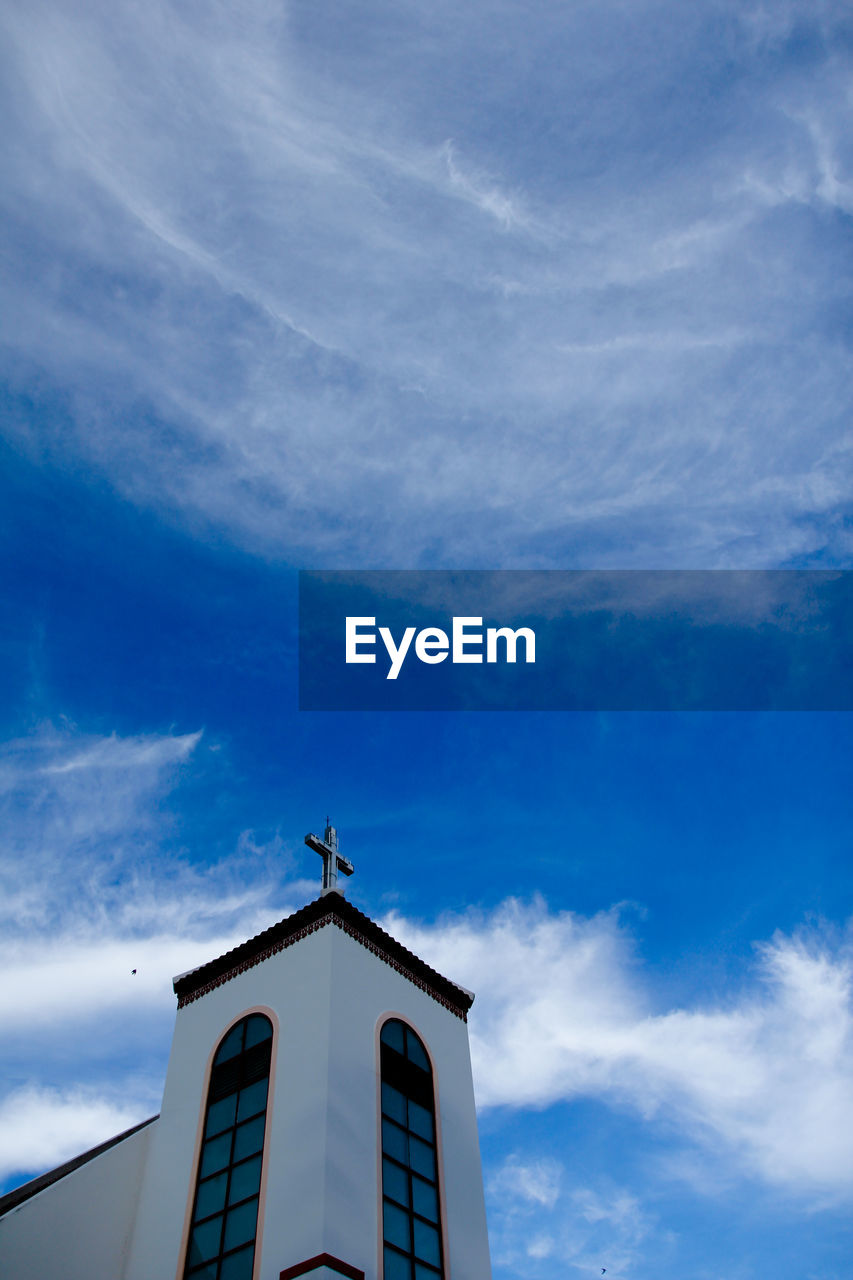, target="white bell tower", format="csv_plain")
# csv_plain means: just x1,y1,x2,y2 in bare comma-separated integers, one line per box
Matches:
121,830,492,1280
0,827,491,1280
